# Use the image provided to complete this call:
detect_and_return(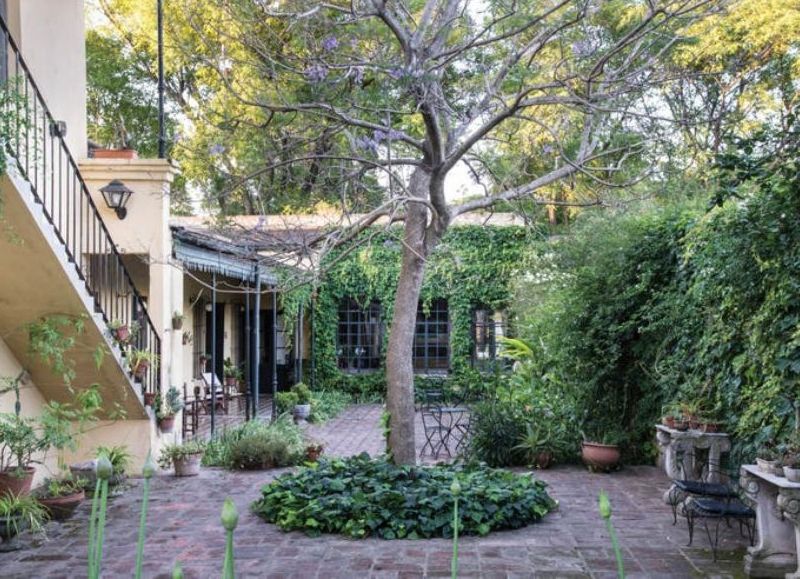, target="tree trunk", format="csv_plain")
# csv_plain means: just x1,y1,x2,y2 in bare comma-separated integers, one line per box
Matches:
385,168,434,465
